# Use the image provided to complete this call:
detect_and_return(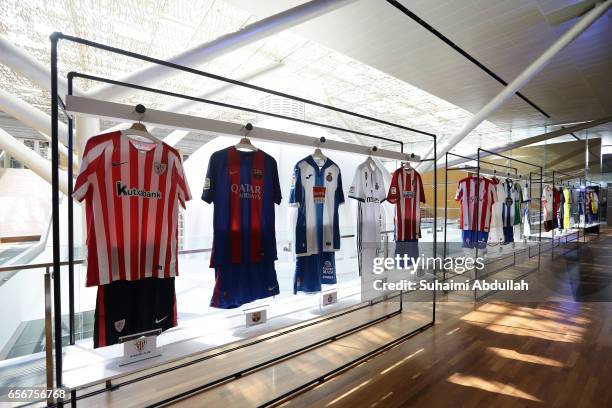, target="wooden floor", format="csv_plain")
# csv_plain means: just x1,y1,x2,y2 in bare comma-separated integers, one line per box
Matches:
171,228,612,408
